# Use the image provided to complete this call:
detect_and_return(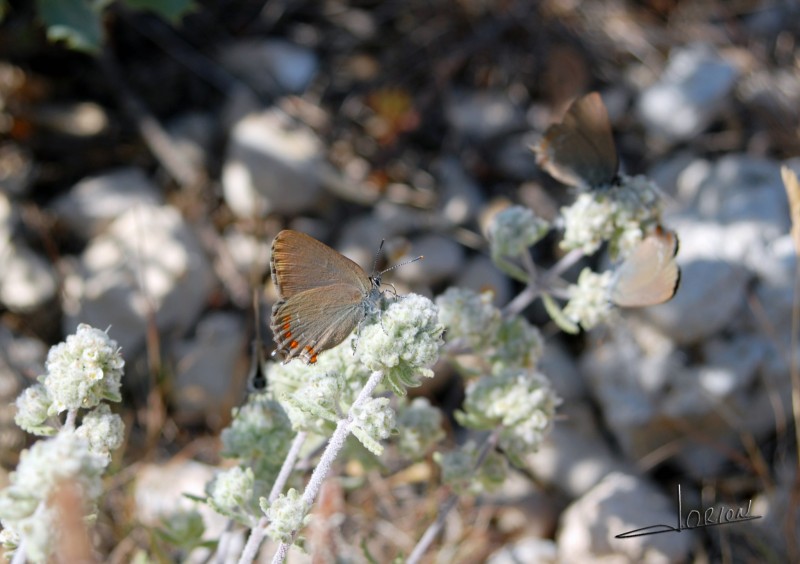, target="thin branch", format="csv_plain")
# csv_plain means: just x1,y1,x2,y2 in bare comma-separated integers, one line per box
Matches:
268,370,385,564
